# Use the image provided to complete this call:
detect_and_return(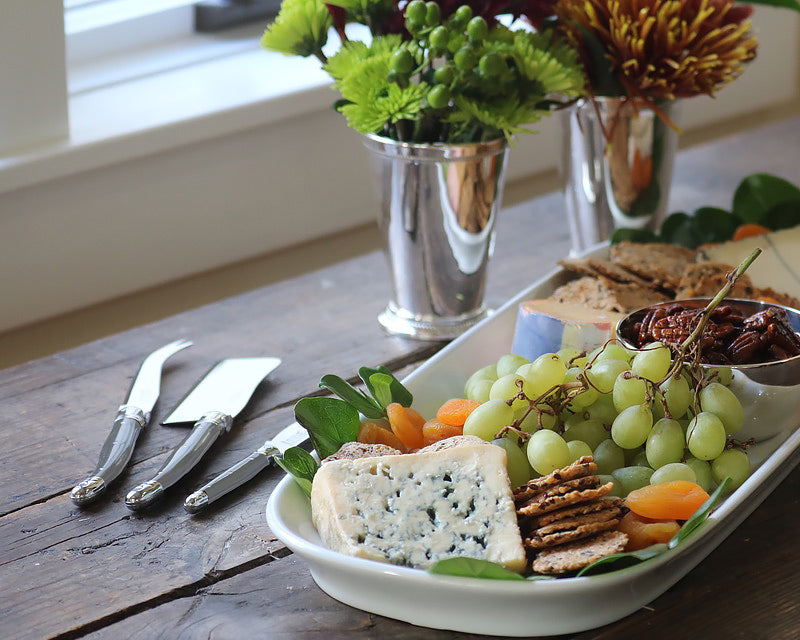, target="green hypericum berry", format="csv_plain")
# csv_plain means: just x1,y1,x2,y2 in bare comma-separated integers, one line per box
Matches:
424,1,441,26
427,84,451,108
467,16,488,41
454,46,476,71
391,49,414,75
433,64,454,85
454,5,473,24
479,52,505,77
429,25,449,50
405,0,426,24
